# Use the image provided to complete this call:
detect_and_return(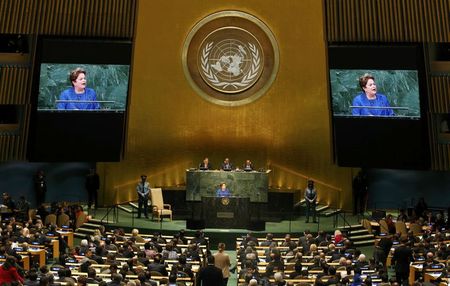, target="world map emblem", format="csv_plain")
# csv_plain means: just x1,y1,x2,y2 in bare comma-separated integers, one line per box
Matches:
183,11,279,106
199,30,264,93
221,197,230,206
